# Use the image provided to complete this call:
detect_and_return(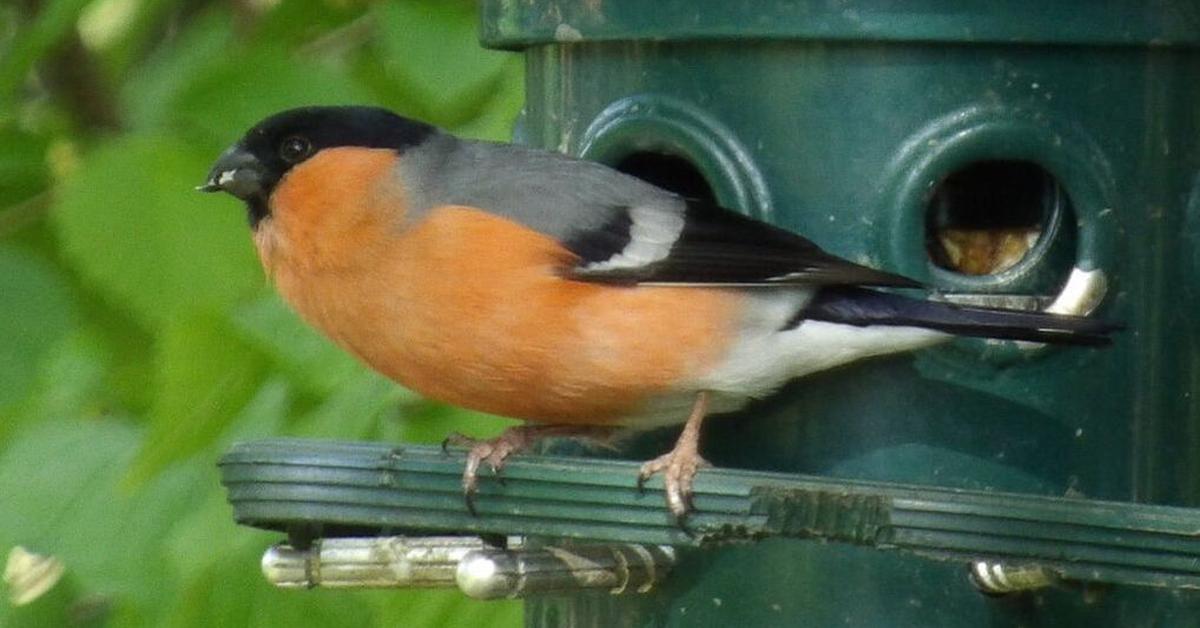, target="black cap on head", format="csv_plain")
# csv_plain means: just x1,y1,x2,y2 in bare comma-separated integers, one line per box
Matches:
200,106,436,226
